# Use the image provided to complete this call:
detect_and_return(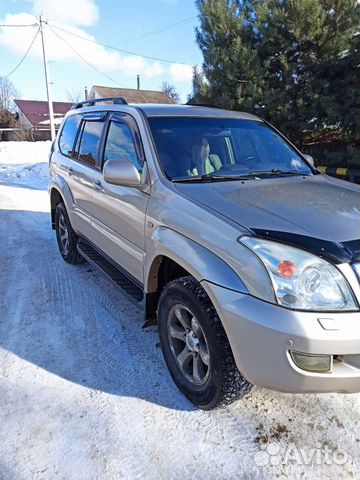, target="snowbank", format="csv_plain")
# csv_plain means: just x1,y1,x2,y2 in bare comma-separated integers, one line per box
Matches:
0,141,52,166
0,141,51,180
